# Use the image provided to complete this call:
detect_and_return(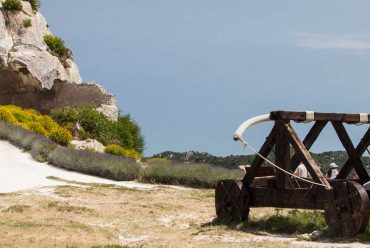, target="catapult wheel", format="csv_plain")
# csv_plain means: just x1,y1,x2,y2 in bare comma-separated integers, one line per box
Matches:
215,180,249,221
324,181,370,237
